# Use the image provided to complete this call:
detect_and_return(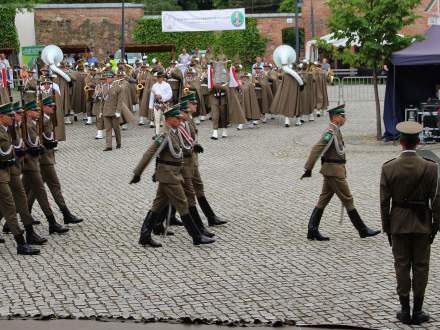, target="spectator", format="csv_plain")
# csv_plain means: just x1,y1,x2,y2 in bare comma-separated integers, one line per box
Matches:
109,55,118,72
65,53,75,65
321,58,331,72
178,48,191,66
87,51,99,66
252,56,264,75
